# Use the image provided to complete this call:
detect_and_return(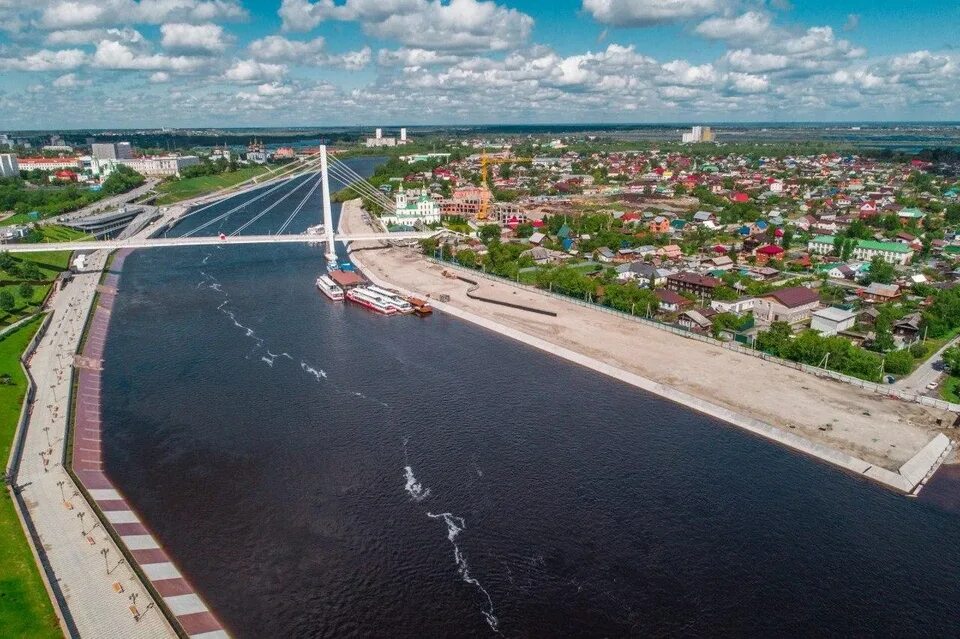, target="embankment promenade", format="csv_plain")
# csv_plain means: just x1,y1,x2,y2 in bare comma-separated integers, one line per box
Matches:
340,199,955,494
7,201,231,638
